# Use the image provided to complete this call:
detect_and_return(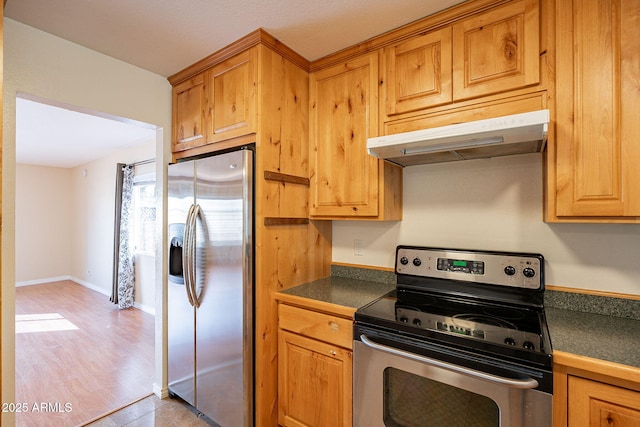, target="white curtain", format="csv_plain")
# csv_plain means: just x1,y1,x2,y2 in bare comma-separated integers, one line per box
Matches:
111,164,135,309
